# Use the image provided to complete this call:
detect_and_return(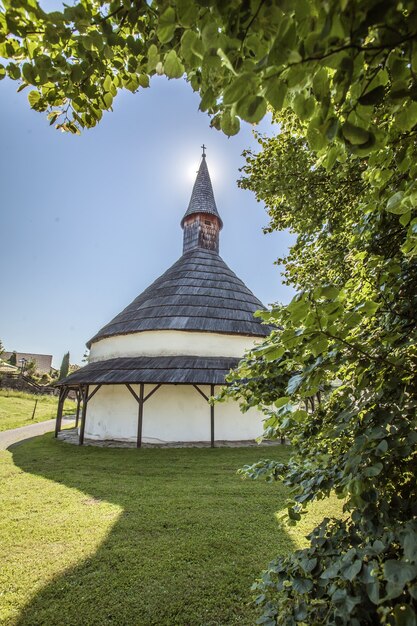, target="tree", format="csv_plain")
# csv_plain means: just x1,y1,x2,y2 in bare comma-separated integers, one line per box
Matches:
59,352,70,380
2,2,417,623
24,358,37,378
8,351,17,366
219,112,417,625
0,339,4,359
